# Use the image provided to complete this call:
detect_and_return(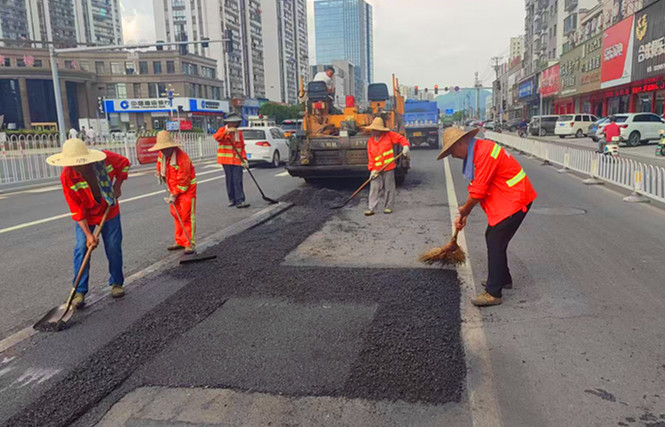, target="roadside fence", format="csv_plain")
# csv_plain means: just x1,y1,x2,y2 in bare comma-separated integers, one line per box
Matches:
0,133,219,187
486,131,665,204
